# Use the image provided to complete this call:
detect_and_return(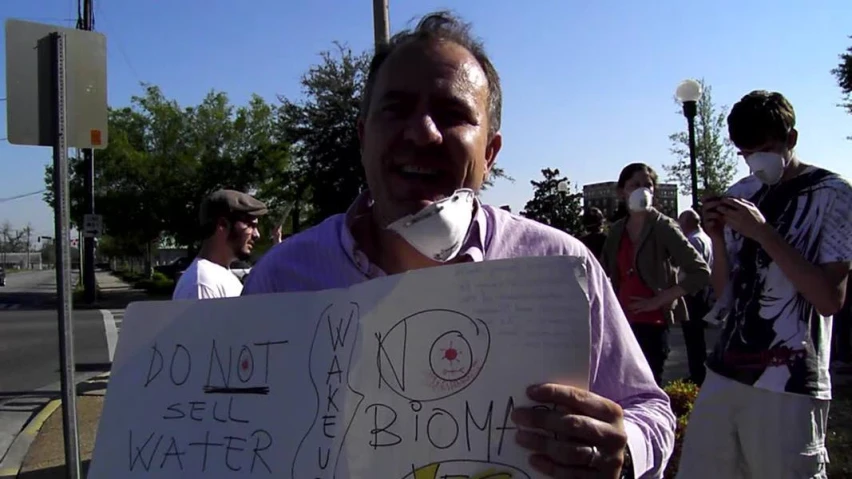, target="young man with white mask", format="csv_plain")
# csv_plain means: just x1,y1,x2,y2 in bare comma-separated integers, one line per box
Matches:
244,11,676,478
677,91,852,479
